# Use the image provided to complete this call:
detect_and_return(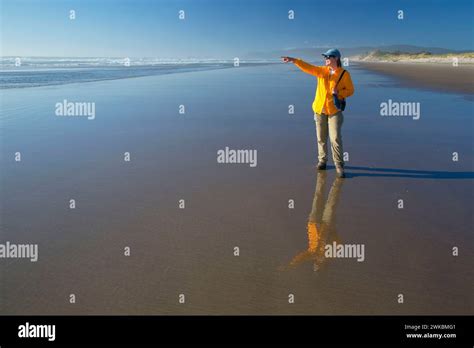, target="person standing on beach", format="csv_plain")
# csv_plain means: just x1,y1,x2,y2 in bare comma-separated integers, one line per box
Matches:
282,49,354,178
